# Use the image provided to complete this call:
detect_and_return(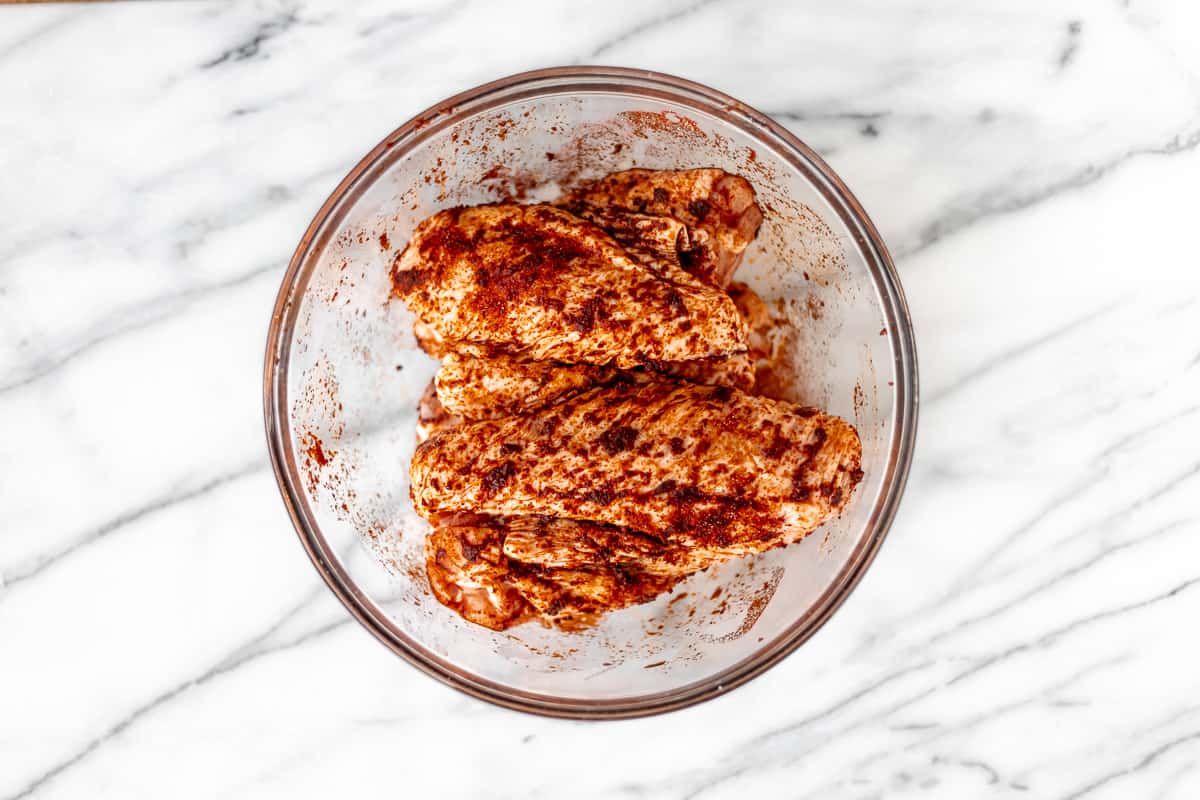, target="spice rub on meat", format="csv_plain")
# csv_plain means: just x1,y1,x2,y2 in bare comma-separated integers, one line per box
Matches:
430,278,766,424
415,379,461,444
425,522,535,630
564,207,693,277
561,168,764,289
434,351,754,421
391,168,863,631
498,516,701,578
435,353,617,421
426,519,685,631
391,204,747,369
411,381,862,550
